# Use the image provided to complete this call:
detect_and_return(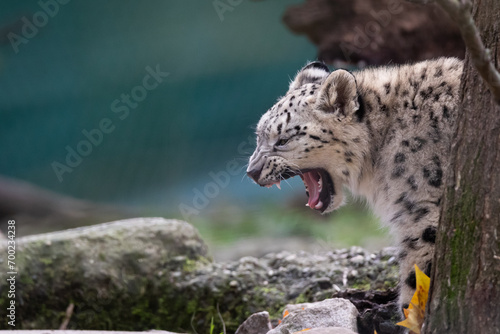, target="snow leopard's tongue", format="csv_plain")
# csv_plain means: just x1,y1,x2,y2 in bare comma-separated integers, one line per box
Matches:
301,171,322,210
